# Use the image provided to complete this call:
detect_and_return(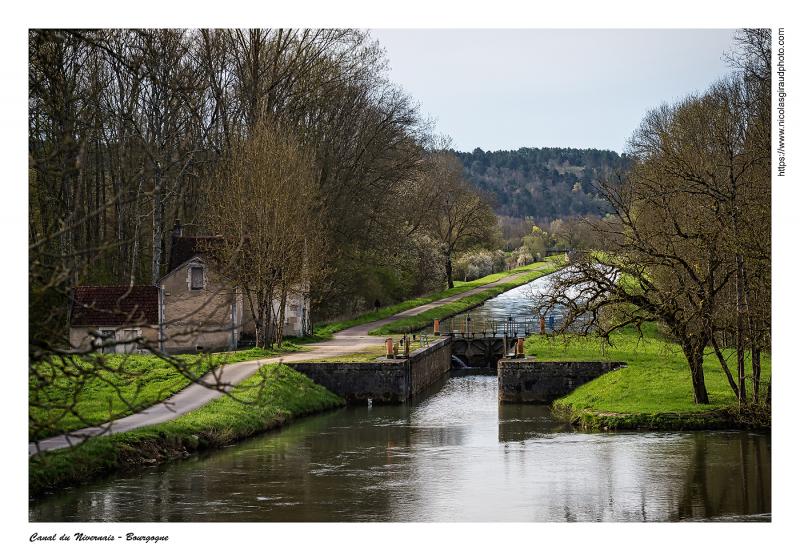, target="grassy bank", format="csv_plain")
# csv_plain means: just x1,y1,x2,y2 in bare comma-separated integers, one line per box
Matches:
30,344,307,440
525,325,771,430
313,261,554,338
370,263,558,335
29,363,344,498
